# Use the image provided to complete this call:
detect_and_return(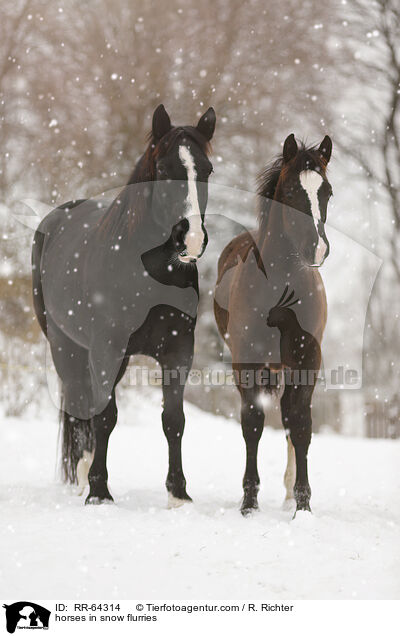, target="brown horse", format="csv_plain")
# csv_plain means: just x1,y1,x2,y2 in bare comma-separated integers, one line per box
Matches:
214,133,333,516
